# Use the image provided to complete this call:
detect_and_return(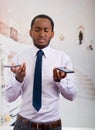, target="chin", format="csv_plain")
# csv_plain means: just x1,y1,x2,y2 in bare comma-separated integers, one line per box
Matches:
35,44,49,49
